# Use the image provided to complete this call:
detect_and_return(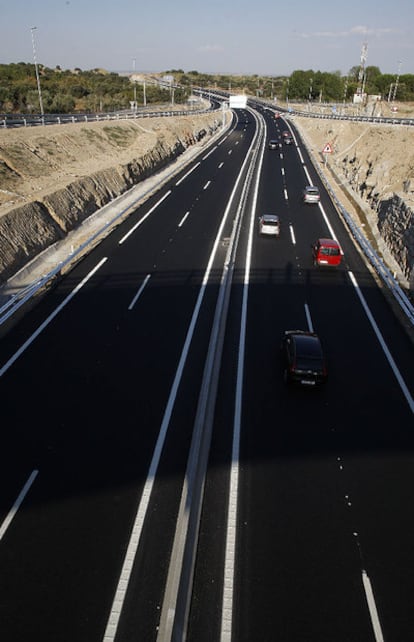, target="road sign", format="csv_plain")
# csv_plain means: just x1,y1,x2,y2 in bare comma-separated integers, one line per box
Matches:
323,142,333,153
